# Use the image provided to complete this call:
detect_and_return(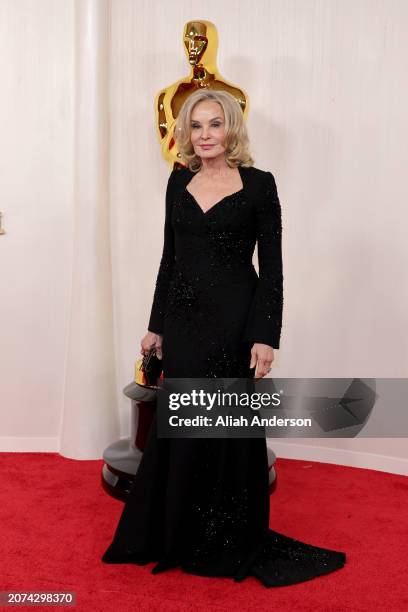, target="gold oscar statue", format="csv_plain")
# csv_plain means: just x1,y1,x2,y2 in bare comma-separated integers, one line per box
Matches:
155,20,249,169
